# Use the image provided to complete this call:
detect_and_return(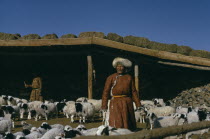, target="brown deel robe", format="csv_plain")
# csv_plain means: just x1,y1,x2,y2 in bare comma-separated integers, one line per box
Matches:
29,77,43,101
102,73,141,131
